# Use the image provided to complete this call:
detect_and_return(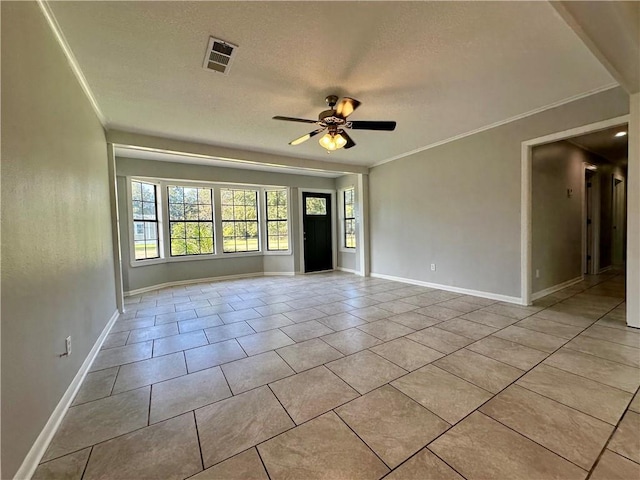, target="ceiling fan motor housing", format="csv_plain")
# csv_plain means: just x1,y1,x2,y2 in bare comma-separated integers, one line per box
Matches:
318,109,346,126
